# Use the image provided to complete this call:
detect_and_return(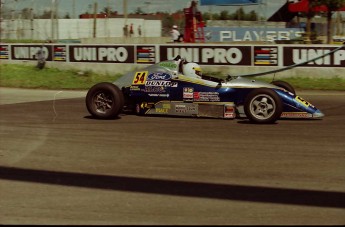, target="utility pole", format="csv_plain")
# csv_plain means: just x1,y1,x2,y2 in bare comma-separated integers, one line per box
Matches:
123,0,127,40
30,0,34,40
258,0,267,42
107,0,110,17
93,1,98,38
73,0,75,19
51,0,55,41
106,0,110,37
123,0,127,23
11,0,15,39
56,0,59,40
